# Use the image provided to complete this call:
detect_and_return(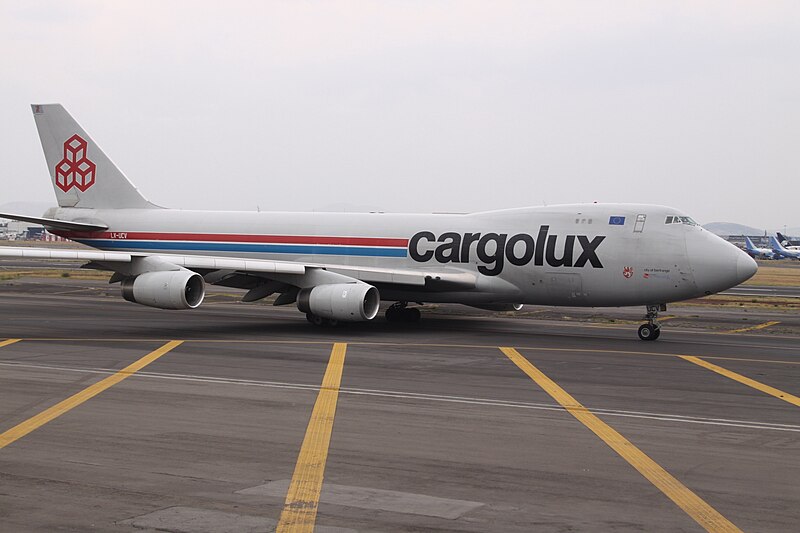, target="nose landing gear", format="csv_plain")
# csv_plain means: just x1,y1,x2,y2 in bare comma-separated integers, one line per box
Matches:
638,304,665,341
